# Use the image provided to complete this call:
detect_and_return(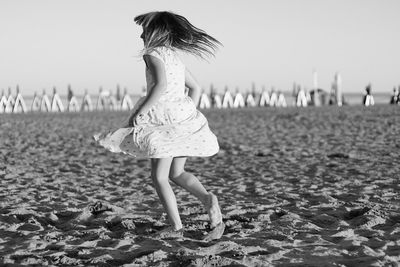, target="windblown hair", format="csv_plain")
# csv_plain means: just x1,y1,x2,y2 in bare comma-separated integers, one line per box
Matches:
134,11,221,58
